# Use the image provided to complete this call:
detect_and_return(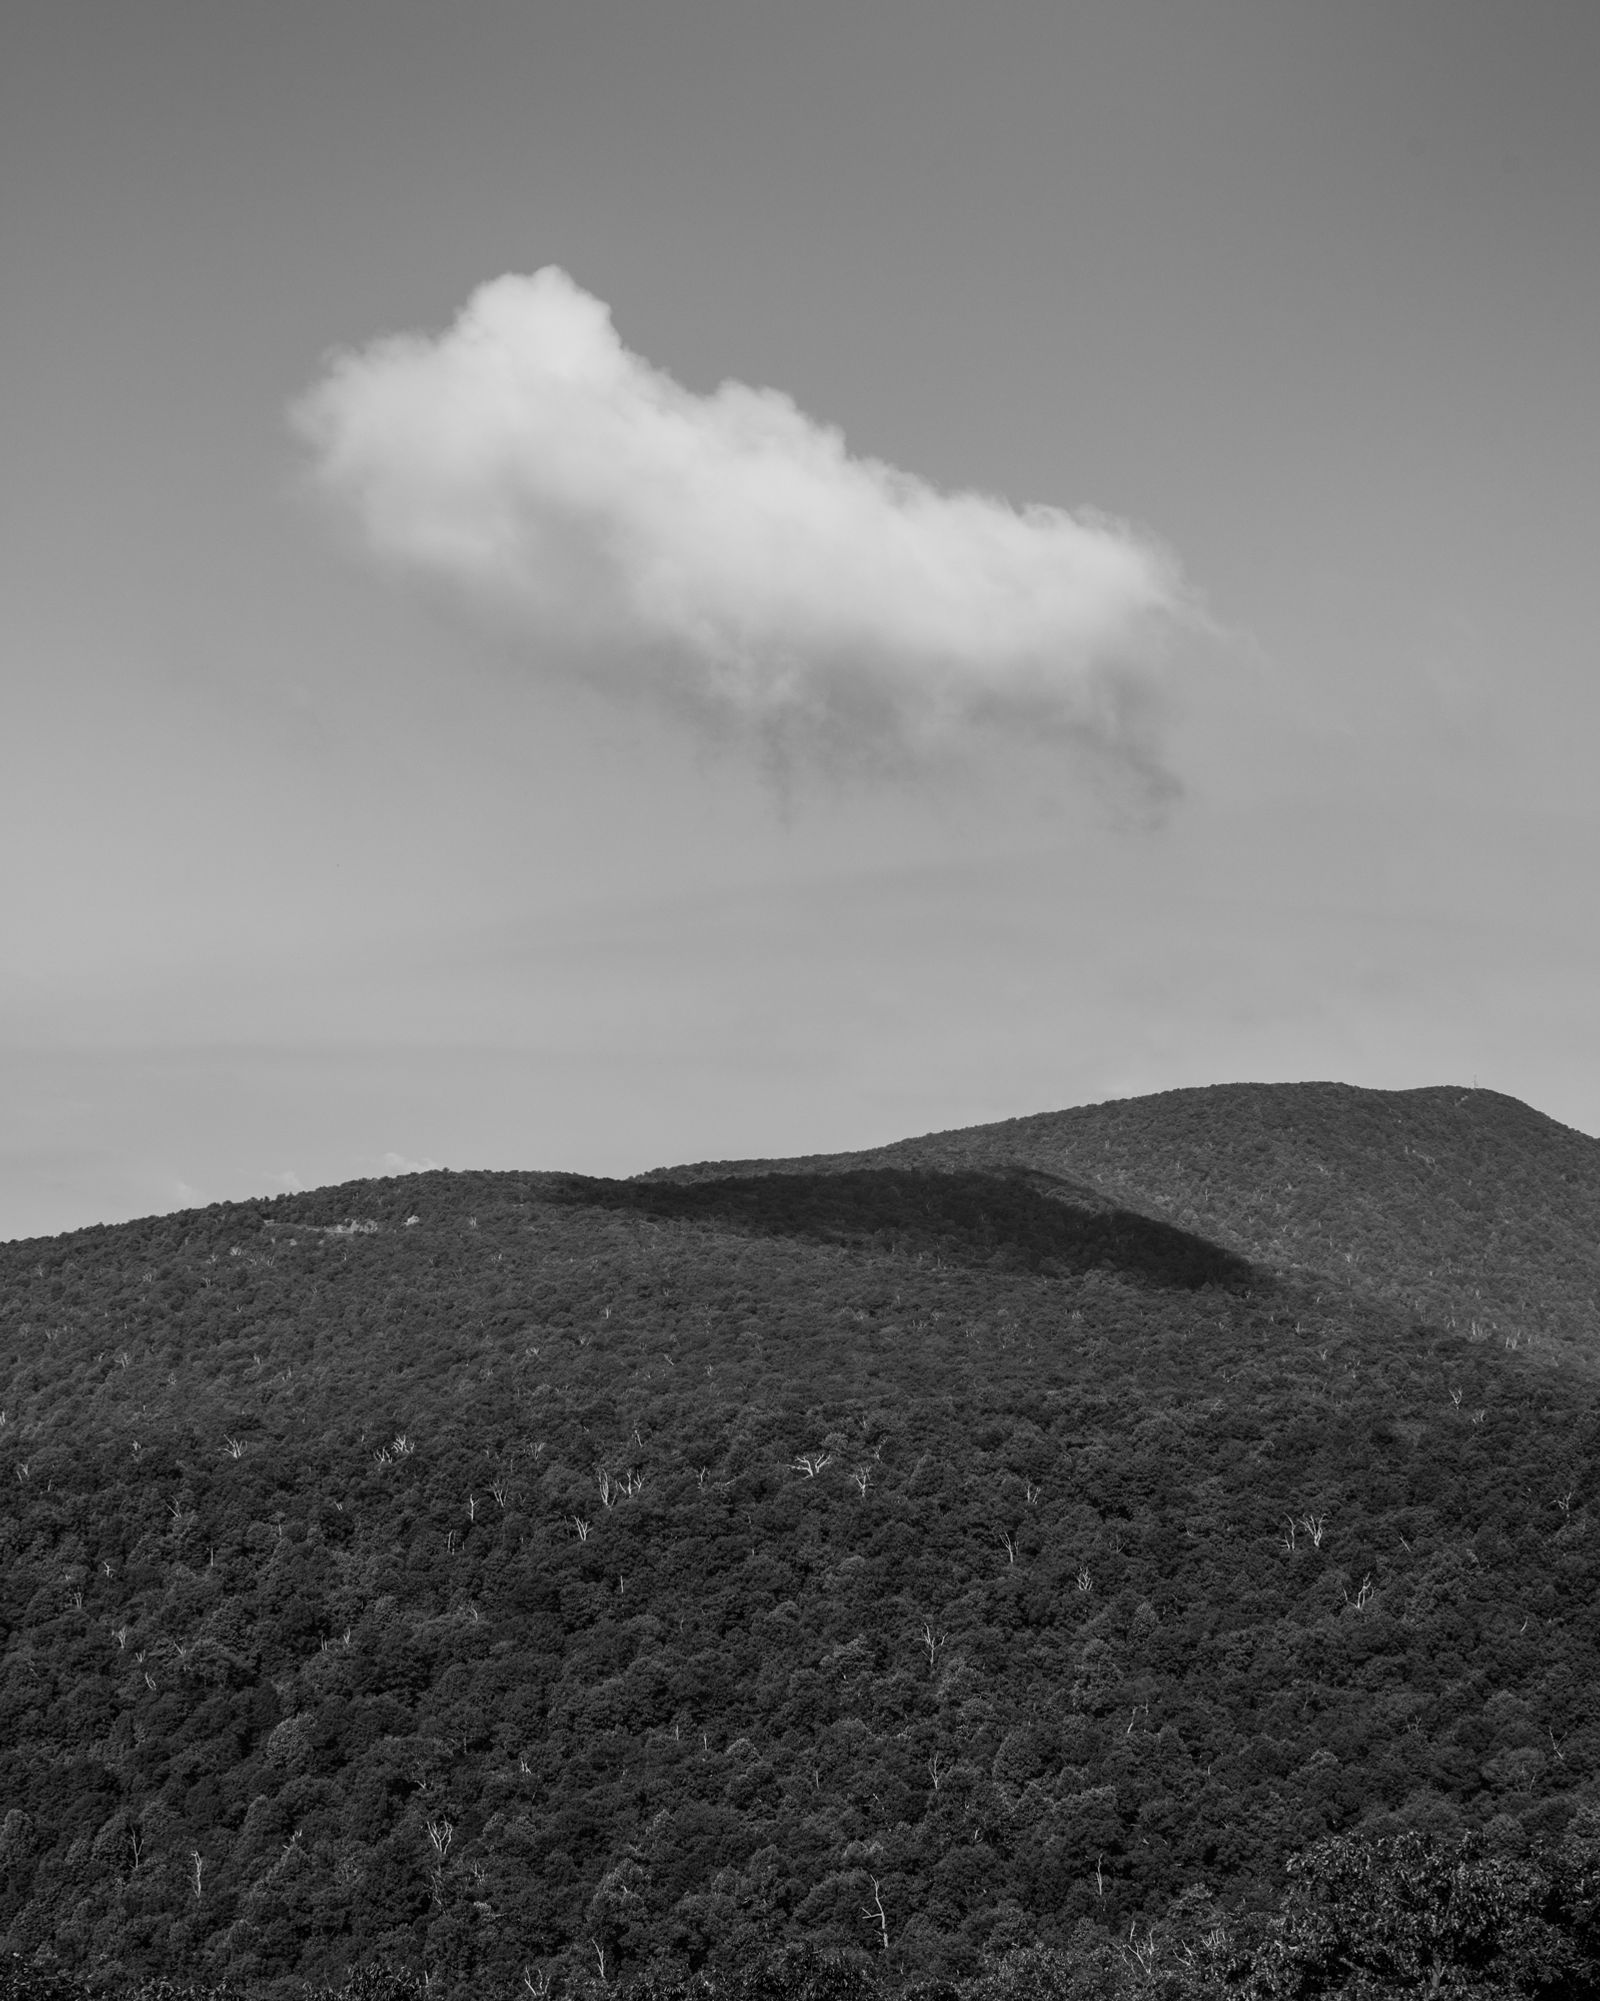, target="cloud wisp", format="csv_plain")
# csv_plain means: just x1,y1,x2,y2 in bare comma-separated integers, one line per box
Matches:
294,268,1193,786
